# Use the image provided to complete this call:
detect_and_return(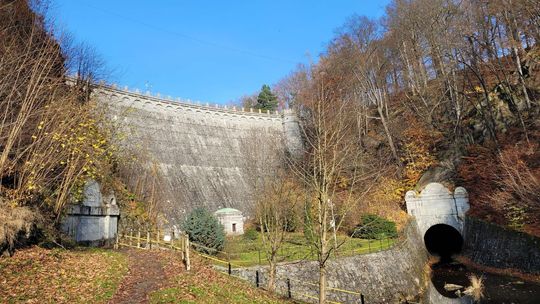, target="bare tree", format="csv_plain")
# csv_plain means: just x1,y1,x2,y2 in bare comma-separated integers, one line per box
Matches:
255,174,301,291
290,71,380,303
354,53,401,165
